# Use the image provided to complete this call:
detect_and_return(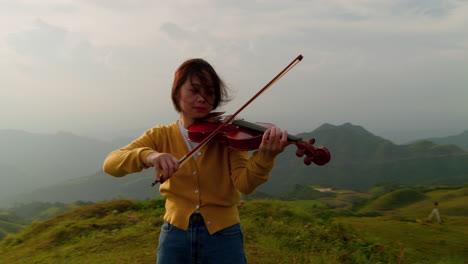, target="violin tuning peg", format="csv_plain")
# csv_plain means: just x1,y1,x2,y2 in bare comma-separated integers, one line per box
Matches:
312,147,331,166
296,149,304,157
